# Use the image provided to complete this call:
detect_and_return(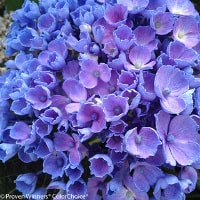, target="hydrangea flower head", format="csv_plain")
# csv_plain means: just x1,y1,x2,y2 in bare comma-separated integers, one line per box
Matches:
1,0,200,198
